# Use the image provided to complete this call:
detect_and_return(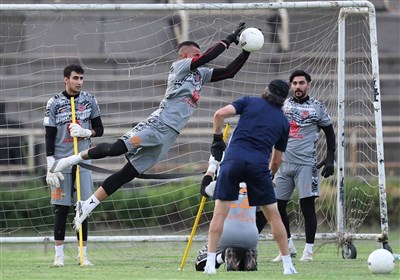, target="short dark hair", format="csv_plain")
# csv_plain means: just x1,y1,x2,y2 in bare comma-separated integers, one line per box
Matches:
176,41,200,51
64,64,84,78
289,70,311,83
